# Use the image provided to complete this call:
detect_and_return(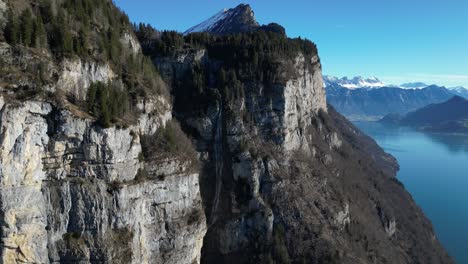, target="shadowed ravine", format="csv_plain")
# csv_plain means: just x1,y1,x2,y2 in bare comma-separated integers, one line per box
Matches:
210,106,224,225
